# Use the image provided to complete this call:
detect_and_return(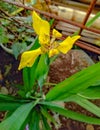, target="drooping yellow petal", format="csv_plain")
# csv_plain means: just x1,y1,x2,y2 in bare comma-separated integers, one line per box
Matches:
49,49,59,57
57,35,80,54
52,29,62,38
32,11,50,37
18,48,42,70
